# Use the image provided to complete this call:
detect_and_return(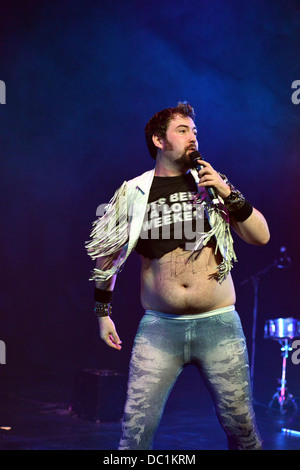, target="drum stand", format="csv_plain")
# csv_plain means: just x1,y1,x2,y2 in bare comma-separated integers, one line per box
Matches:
268,338,298,415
